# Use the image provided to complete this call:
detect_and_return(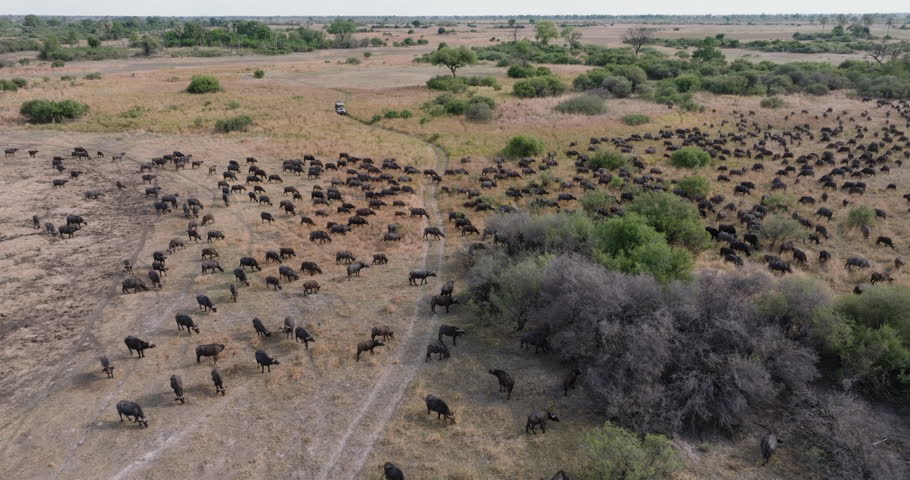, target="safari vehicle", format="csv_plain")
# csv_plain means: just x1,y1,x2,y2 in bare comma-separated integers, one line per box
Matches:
335,101,347,115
